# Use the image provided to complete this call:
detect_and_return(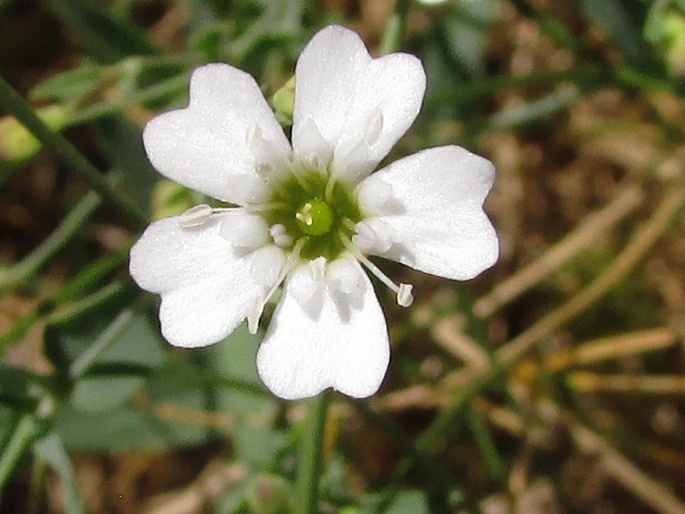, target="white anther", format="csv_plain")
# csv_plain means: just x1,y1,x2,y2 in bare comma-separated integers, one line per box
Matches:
178,204,213,228
220,213,270,251
364,109,384,147
397,283,414,307
250,246,286,287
